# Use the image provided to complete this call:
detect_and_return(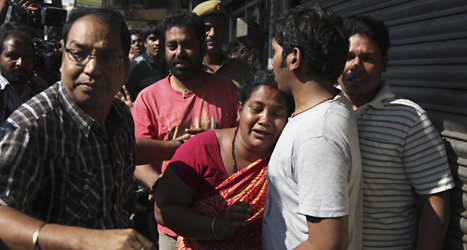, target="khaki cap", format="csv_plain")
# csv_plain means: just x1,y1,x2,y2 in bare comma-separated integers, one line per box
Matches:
192,0,225,17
